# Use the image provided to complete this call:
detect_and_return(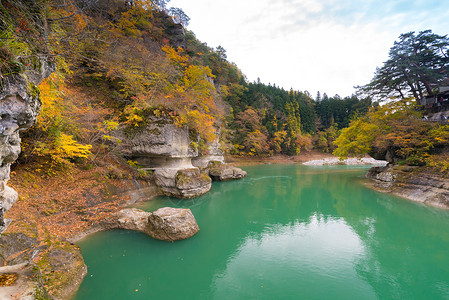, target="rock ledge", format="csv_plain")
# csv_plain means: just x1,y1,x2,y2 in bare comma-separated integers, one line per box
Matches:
98,207,200,241
366,165,449,209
